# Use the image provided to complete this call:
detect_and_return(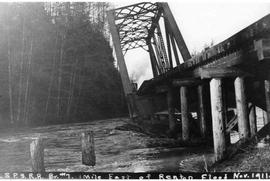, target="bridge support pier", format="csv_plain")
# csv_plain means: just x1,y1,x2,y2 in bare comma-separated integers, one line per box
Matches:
210,78,226,161
265,80,270,124
167,87,176,132
181,86,189,141
198,84,207,138
234,77,250,140
249,103,257,137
